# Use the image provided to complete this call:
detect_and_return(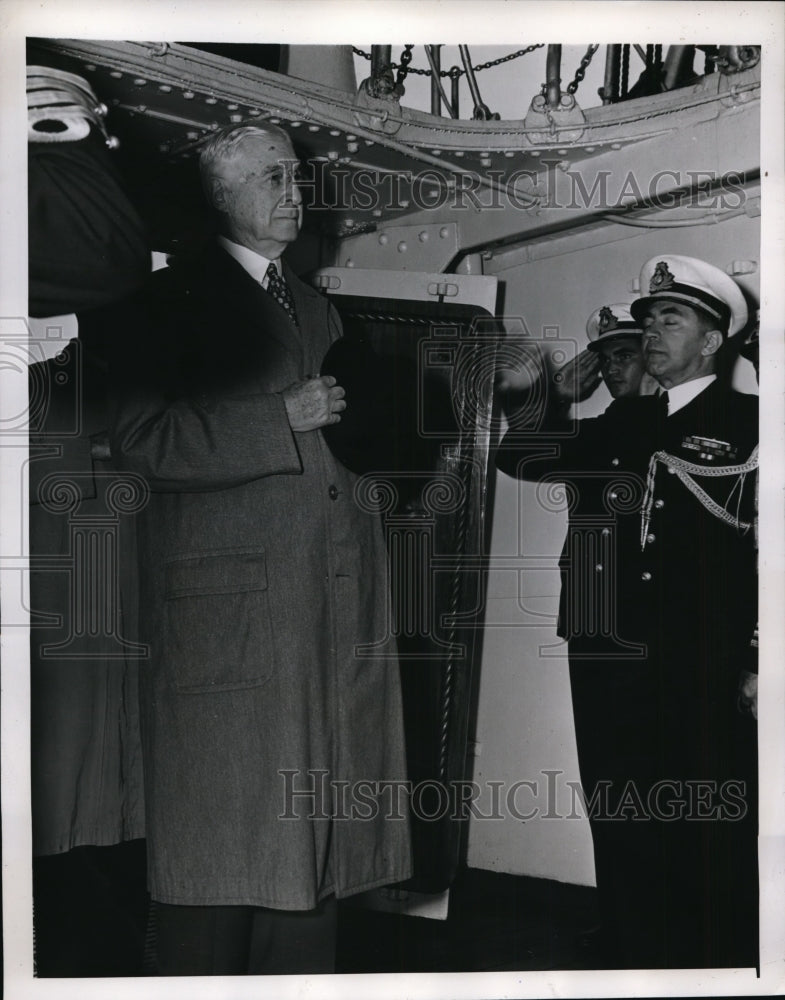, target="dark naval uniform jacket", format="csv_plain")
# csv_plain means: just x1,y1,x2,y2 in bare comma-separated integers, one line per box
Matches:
497,381,757,678
109,243,411,909
498,394,656,653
